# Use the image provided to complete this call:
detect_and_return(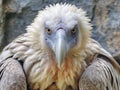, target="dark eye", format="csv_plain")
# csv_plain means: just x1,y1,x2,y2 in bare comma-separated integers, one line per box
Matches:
71,28,76,34
46,28,52,34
